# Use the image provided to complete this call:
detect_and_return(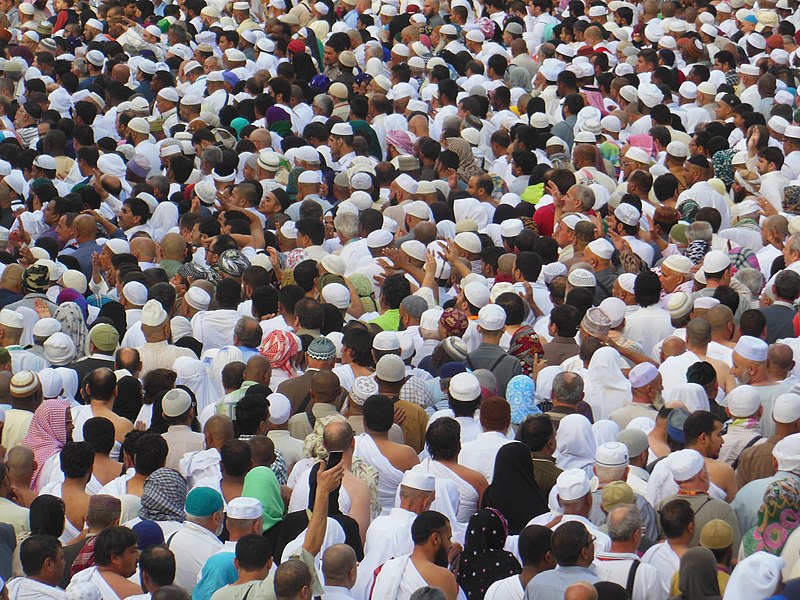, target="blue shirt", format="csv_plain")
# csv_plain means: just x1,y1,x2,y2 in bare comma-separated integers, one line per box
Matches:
524,565,600,600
